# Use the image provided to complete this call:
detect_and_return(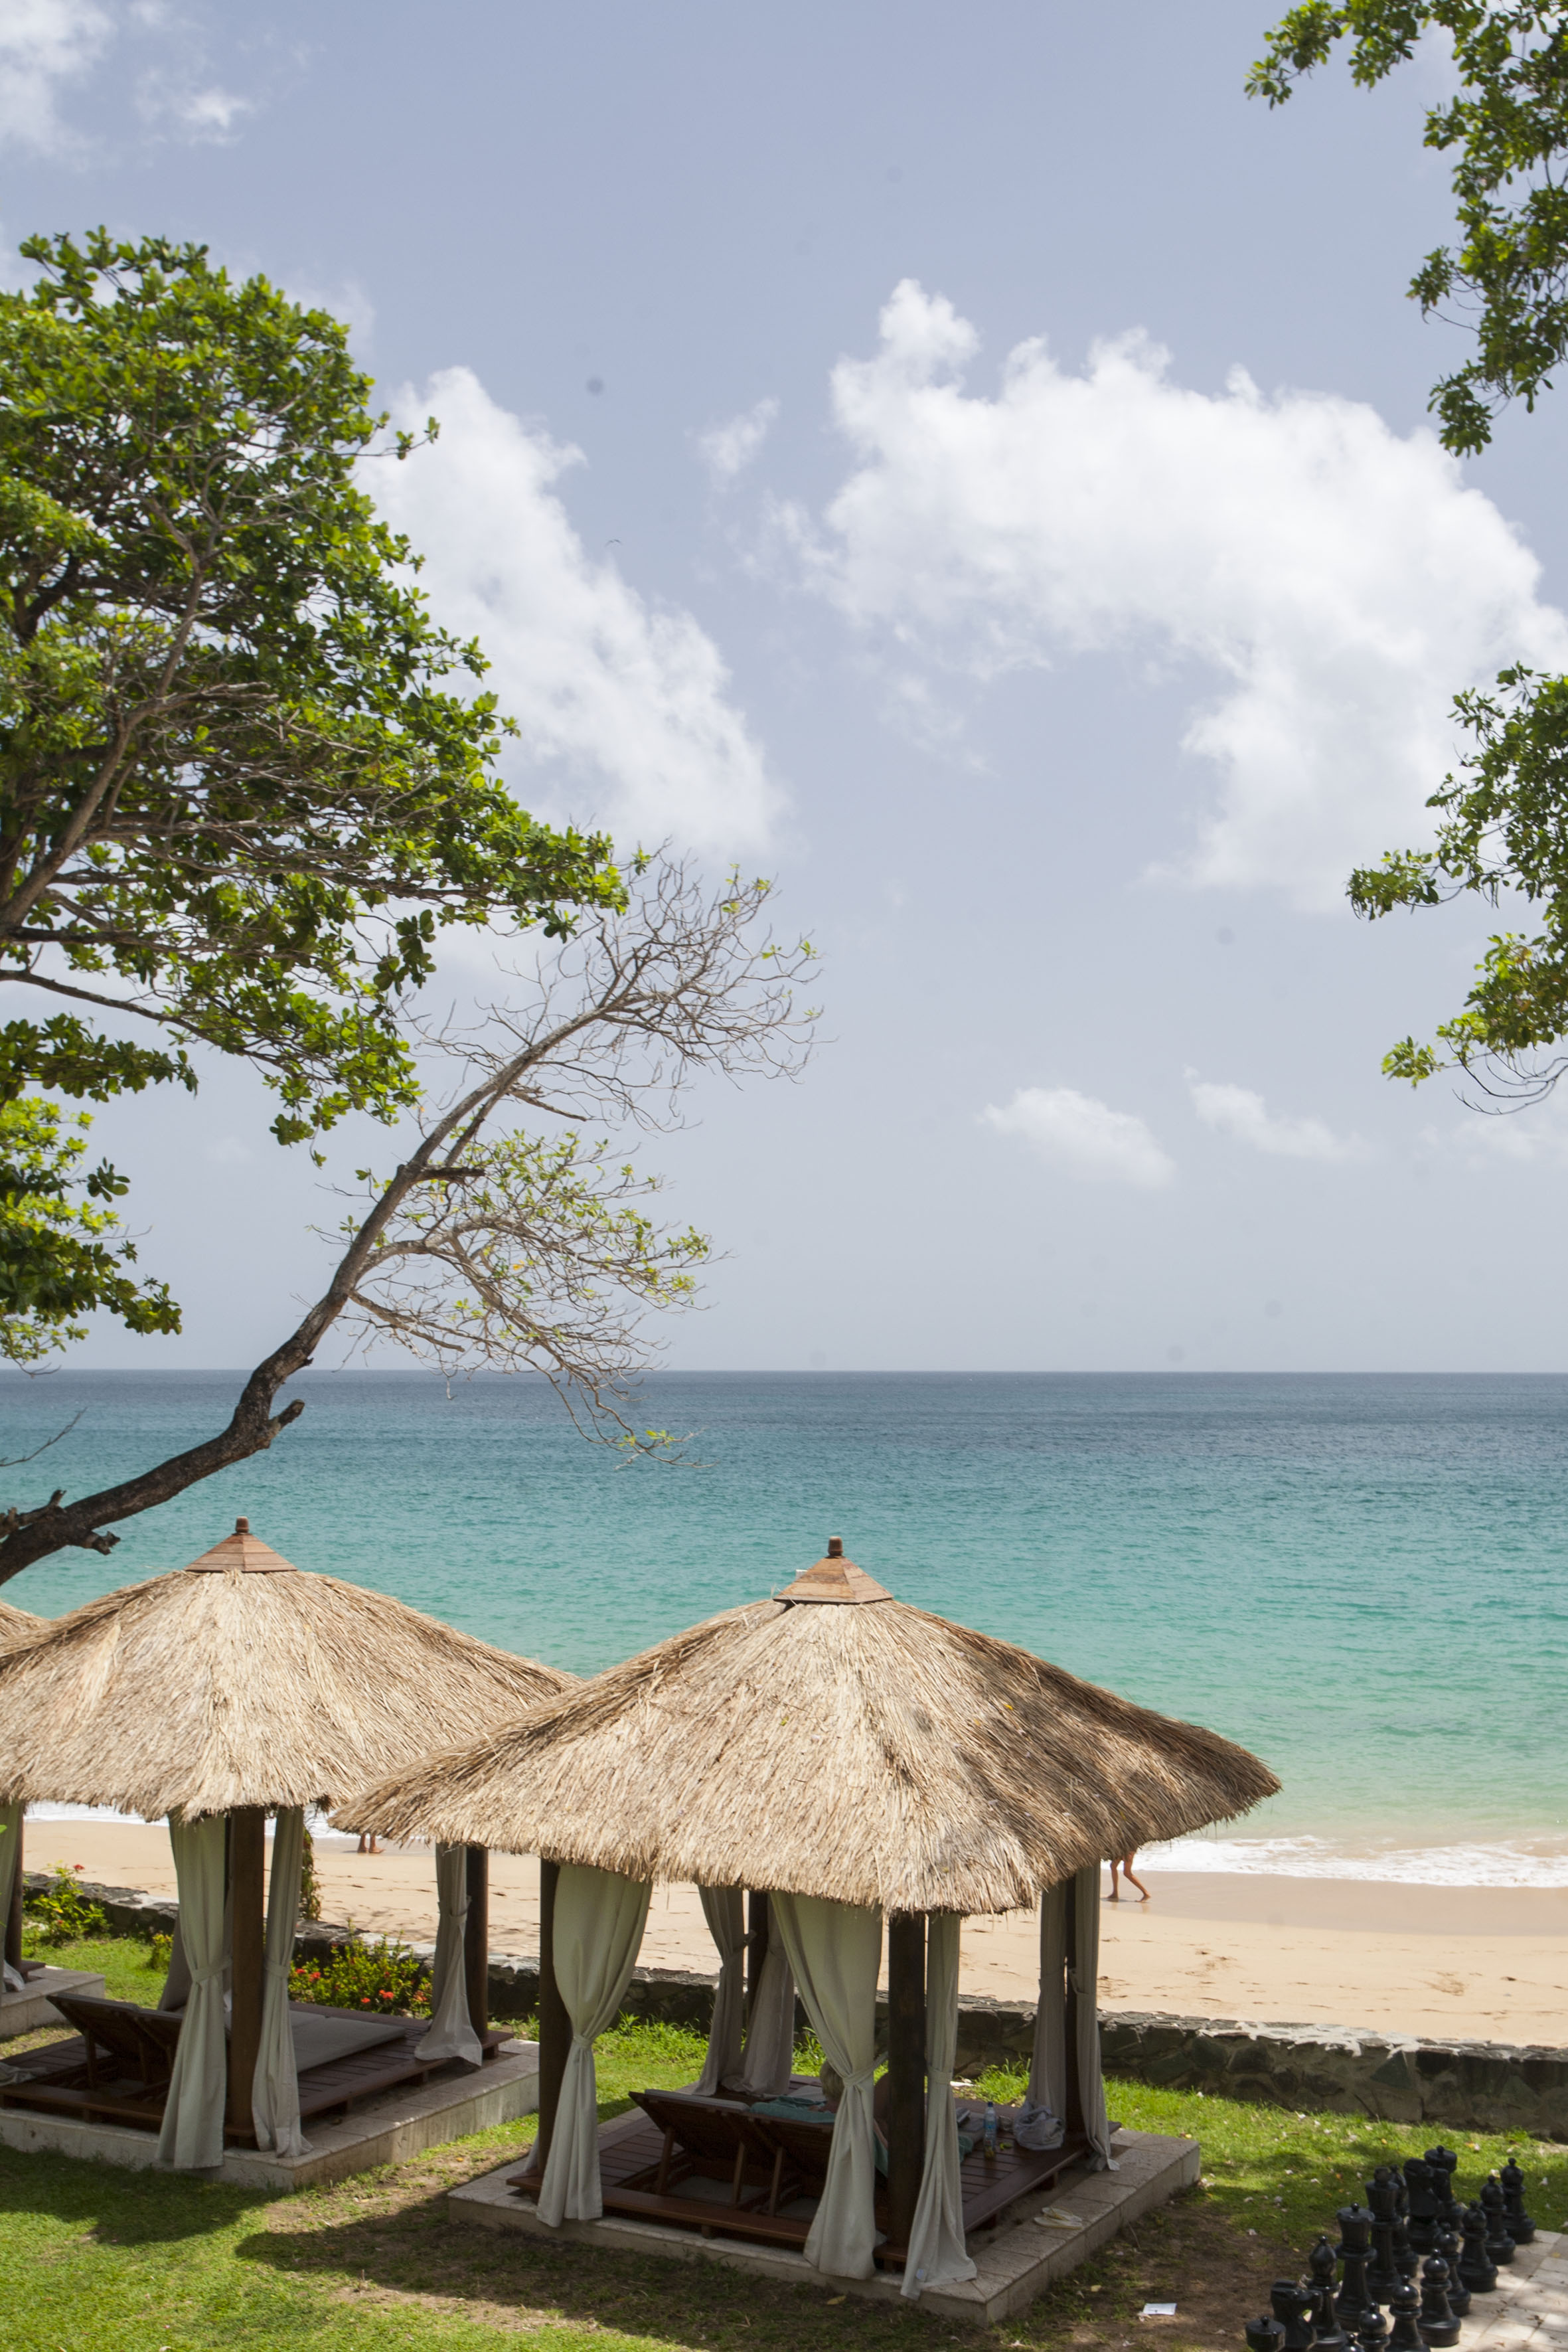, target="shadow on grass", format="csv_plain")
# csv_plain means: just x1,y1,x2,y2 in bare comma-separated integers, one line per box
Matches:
0,2137,274,2245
